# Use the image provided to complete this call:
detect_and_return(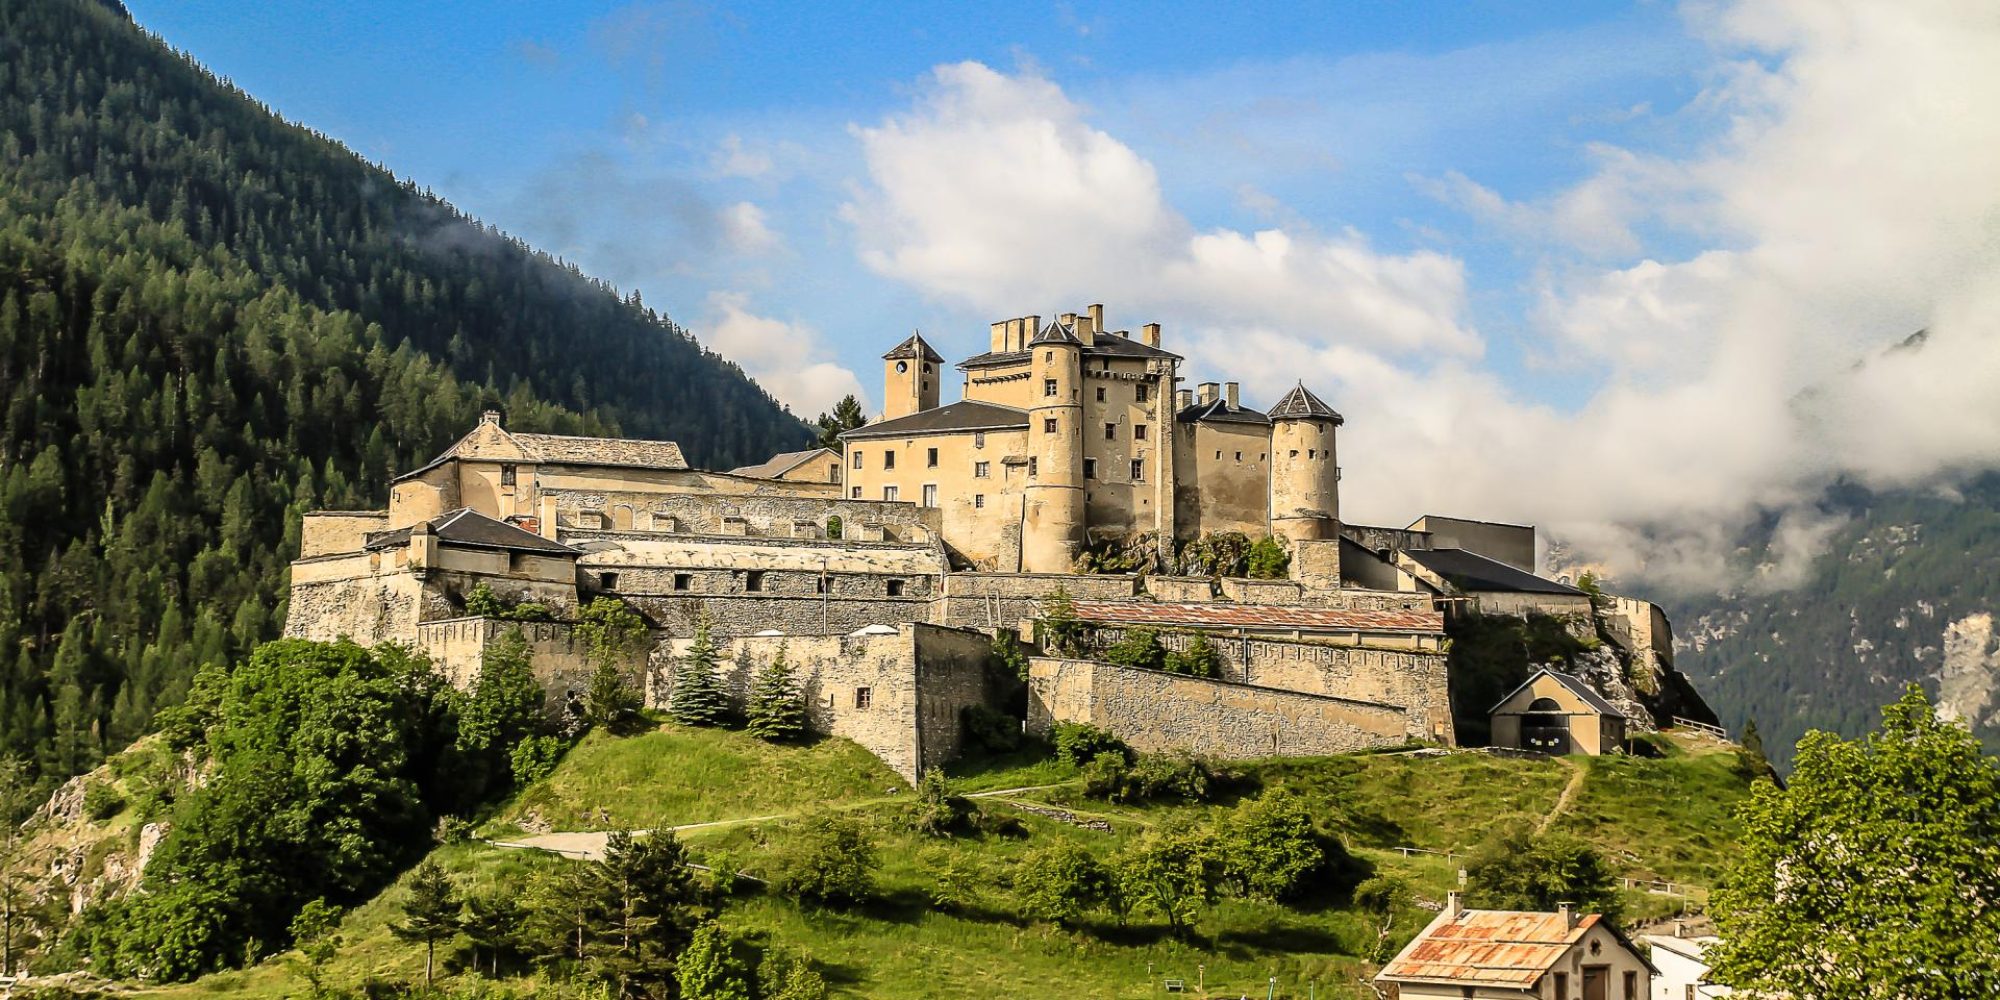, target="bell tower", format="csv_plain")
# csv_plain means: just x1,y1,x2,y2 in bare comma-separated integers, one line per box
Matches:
881,332,943,420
